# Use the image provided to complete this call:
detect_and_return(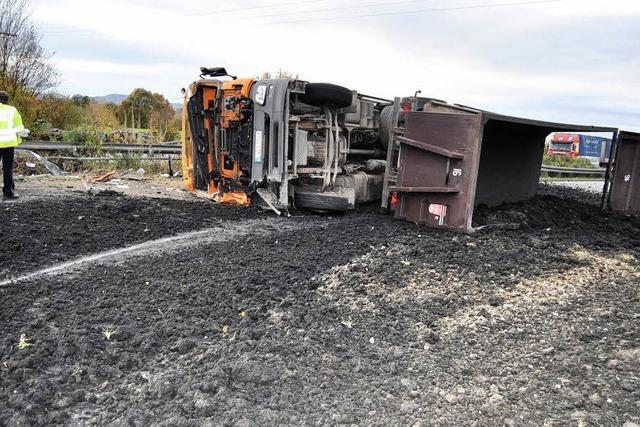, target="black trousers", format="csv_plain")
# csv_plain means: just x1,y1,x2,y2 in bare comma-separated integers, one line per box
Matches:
0,147,15,196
